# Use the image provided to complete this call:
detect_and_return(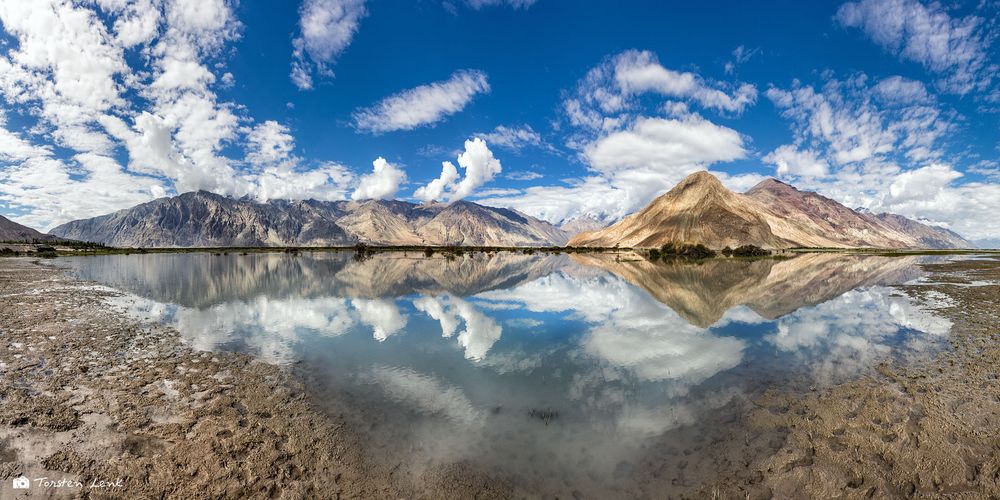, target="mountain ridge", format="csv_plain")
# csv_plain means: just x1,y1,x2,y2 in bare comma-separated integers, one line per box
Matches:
569,172,974,250
48,192,570,248
0,214,64,243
